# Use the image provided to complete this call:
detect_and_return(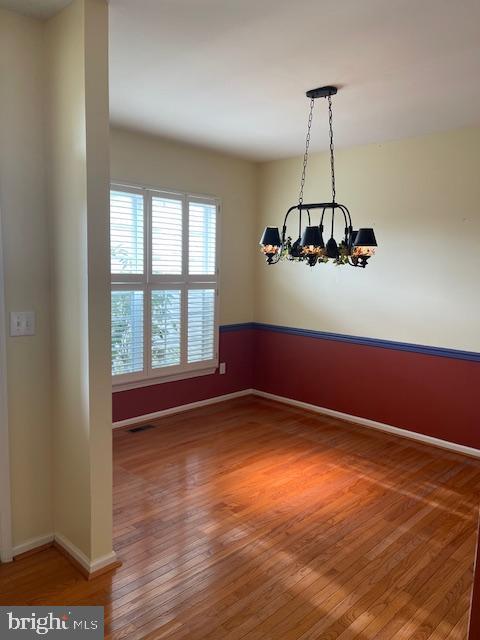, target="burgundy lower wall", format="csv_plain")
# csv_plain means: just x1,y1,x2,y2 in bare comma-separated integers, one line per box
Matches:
114,324,480,448
253,328,480,450
112,328,254,422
